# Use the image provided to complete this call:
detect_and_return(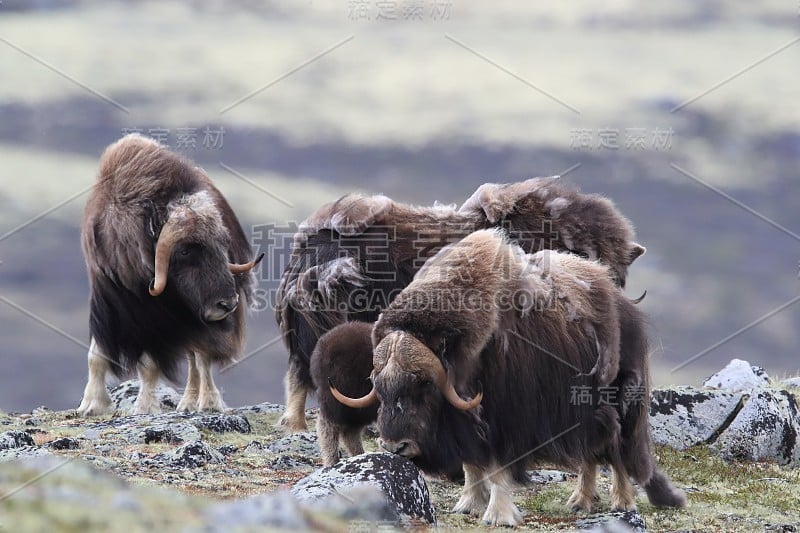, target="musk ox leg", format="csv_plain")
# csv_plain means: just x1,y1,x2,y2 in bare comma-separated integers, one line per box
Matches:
452,463,490,516
133,353,162,415
567,461,599,513
643,468,687,508
482,466,523,527
341,426,365,460
610,465,637,511
316,415,341,467
77,338,113,417
196,352,225,412
177,352,200,412
279,362,309,432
